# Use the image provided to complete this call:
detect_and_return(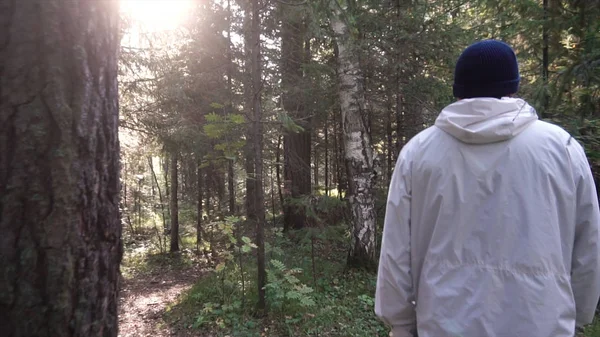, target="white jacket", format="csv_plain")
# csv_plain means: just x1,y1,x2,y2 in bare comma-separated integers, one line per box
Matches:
375,97,600,337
